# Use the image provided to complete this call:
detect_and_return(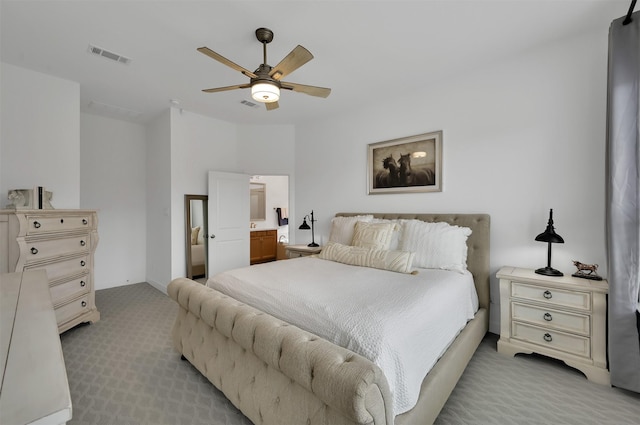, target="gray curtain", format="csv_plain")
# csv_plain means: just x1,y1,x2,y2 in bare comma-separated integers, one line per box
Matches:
606,10,640,393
